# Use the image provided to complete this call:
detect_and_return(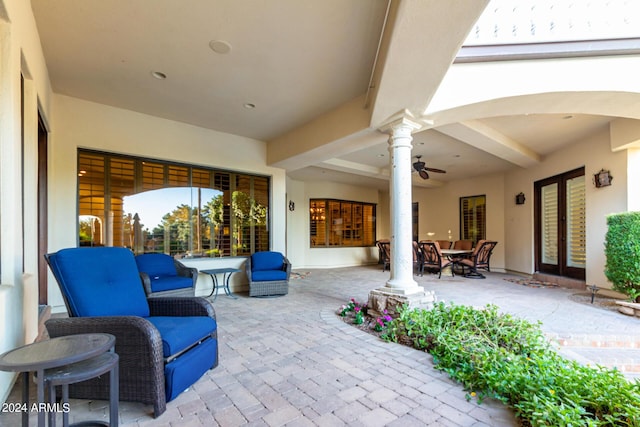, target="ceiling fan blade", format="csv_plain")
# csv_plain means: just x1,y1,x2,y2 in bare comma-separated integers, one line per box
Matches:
418,169,429,179
425,167,446,174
